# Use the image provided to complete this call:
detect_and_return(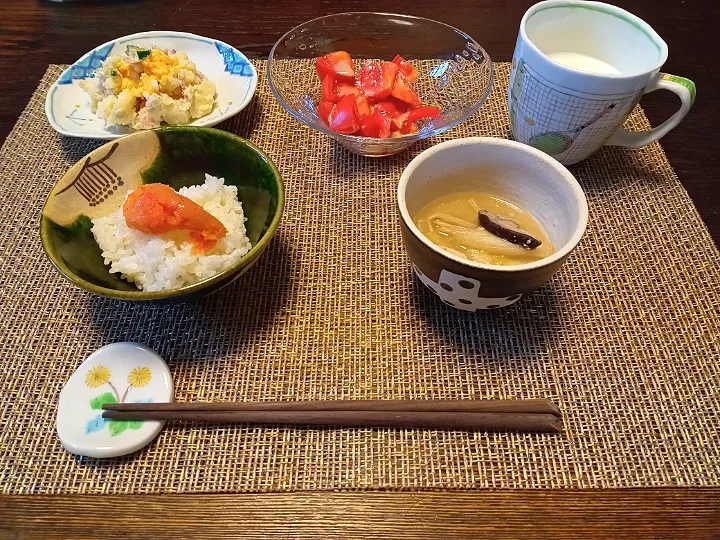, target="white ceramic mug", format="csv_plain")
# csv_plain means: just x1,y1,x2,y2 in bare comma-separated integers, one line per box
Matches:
508,0,696,165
